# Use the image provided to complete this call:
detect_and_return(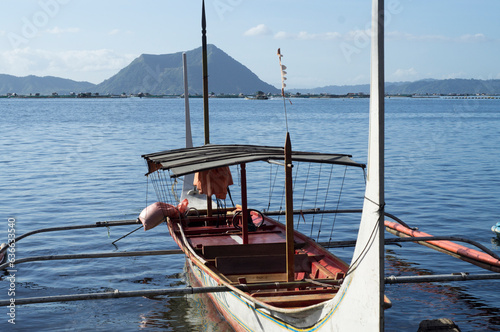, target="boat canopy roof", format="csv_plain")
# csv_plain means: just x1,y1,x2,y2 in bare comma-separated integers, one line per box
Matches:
143,144,365,178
